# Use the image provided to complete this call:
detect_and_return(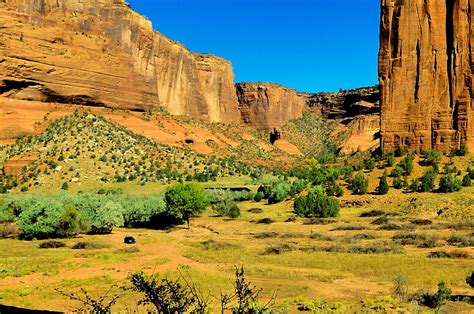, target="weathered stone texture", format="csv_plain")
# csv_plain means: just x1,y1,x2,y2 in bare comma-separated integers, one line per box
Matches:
0,0,240,123
235,82,307,129
379,0,473,153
